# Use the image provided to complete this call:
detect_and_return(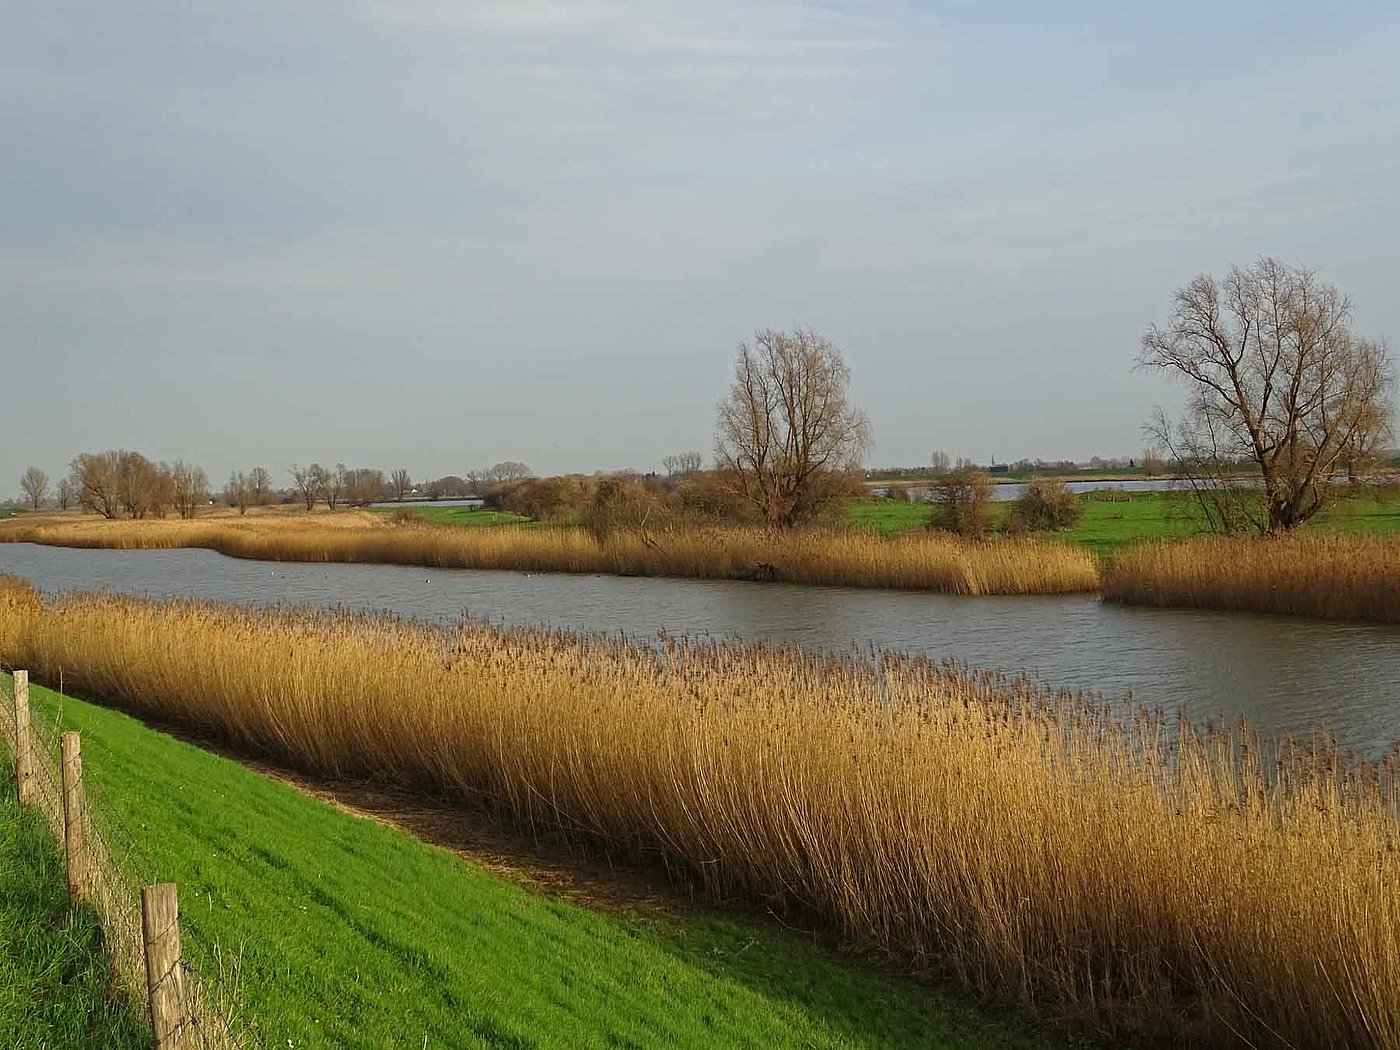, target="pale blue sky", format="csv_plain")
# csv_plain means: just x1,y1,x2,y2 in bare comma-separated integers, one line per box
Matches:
4,1,1398,491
